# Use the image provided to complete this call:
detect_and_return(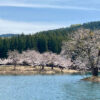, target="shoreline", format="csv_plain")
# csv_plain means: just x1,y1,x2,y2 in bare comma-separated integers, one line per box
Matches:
0,66,80,75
